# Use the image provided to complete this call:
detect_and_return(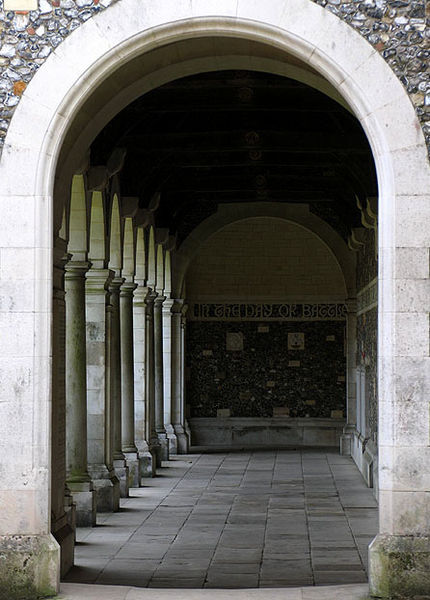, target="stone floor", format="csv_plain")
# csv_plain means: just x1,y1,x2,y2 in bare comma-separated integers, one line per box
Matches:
64,450,378,591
